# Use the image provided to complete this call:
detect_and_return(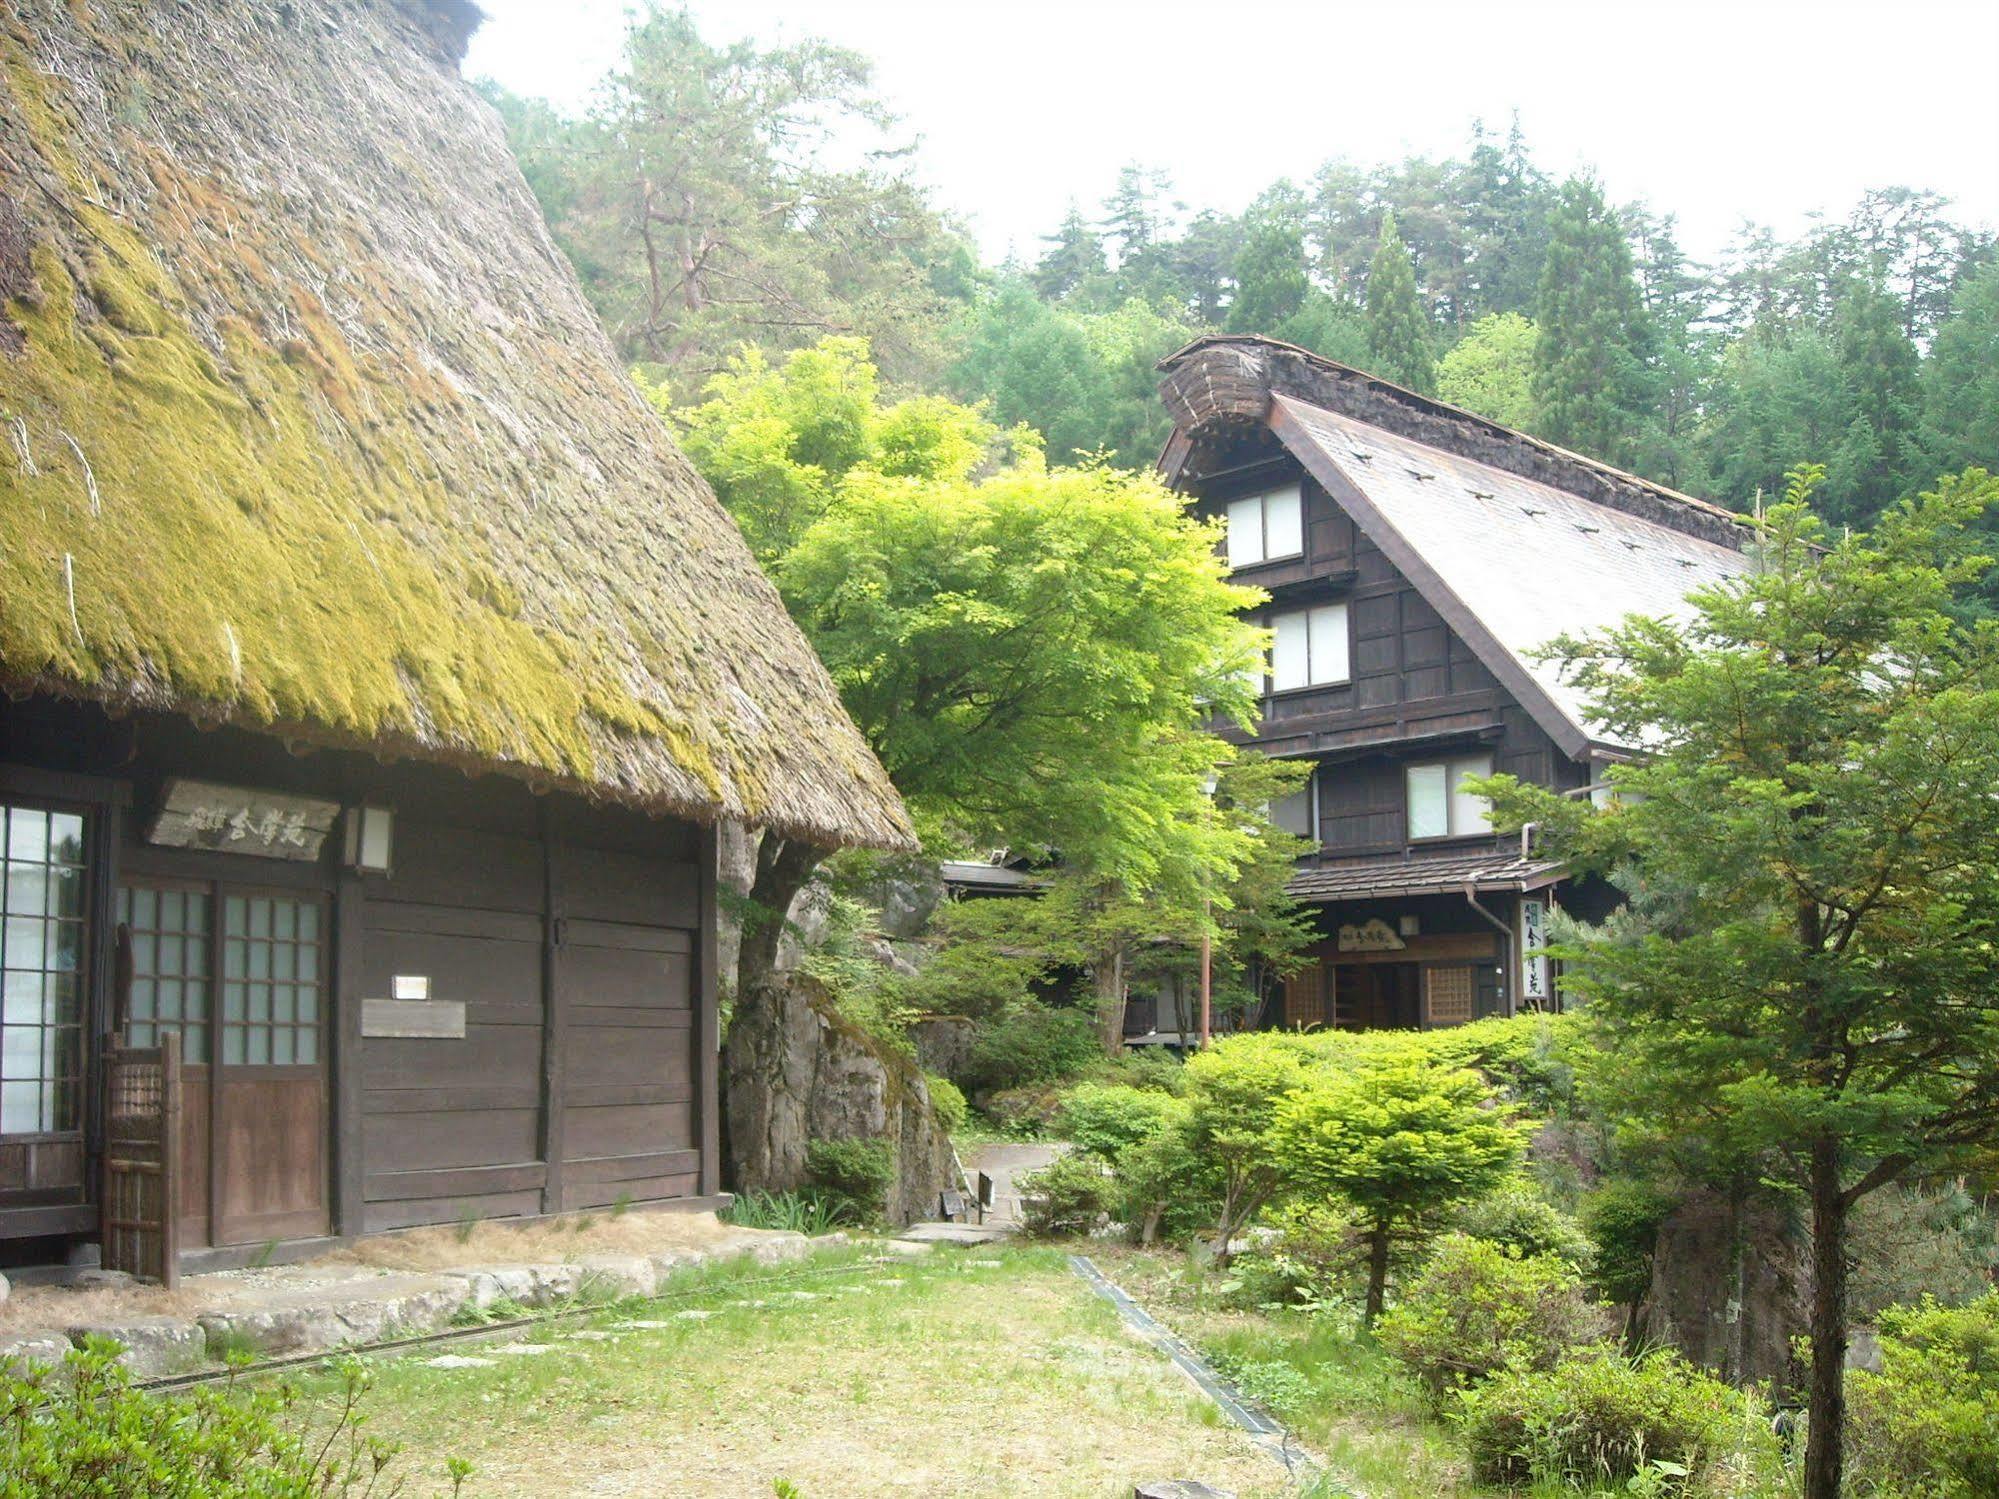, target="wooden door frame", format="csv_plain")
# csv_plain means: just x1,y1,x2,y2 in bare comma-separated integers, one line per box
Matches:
114,864,333,1247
